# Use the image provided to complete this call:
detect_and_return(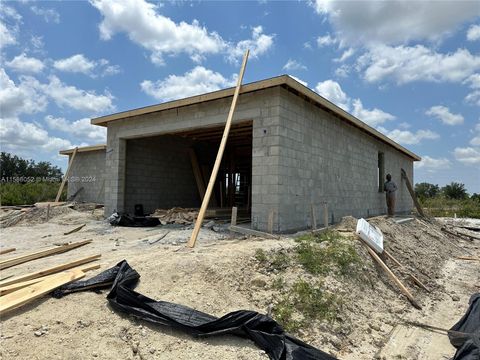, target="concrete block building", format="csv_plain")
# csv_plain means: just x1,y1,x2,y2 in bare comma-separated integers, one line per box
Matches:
61,75,420,232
